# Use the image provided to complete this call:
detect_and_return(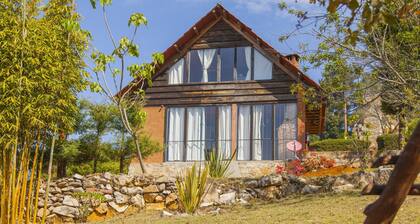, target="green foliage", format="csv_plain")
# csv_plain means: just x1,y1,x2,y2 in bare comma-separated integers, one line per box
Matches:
205,150,235,178
404,118,420,140
176,164,209,214
376,134,399,152
311,139,370,152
